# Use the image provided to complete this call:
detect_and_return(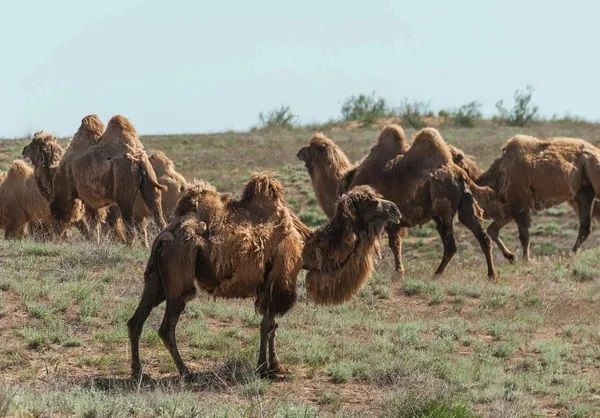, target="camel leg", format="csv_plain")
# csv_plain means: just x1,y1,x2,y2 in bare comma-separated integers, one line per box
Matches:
385,224,404,276
74,219,92,240
267,320,287,374
458,194,496,279
257,314,277,377
134,218,149,249
127,275,165,378
158,298,190,377
140,179,167,230
514,211,532,262
433,216,457,276
573,187,595,253
487,219,516,262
